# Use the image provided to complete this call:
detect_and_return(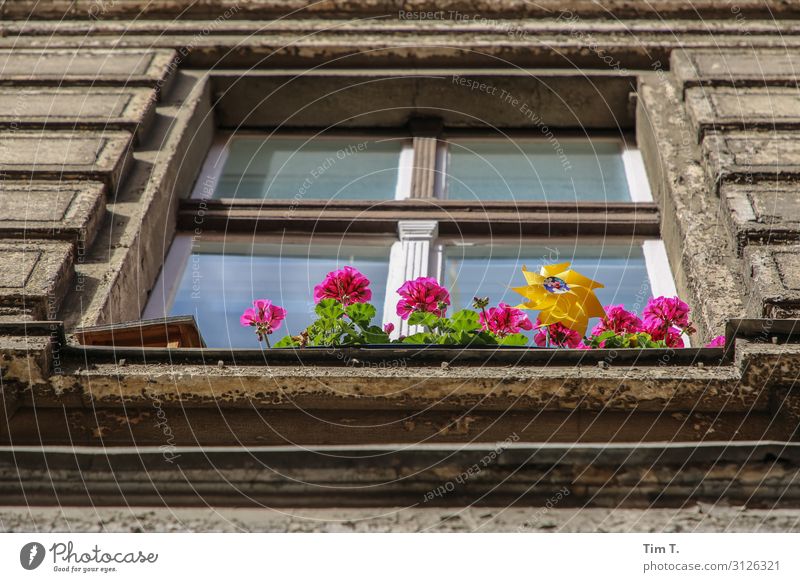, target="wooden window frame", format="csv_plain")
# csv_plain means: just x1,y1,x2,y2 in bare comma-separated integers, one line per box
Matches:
152,124,672,342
